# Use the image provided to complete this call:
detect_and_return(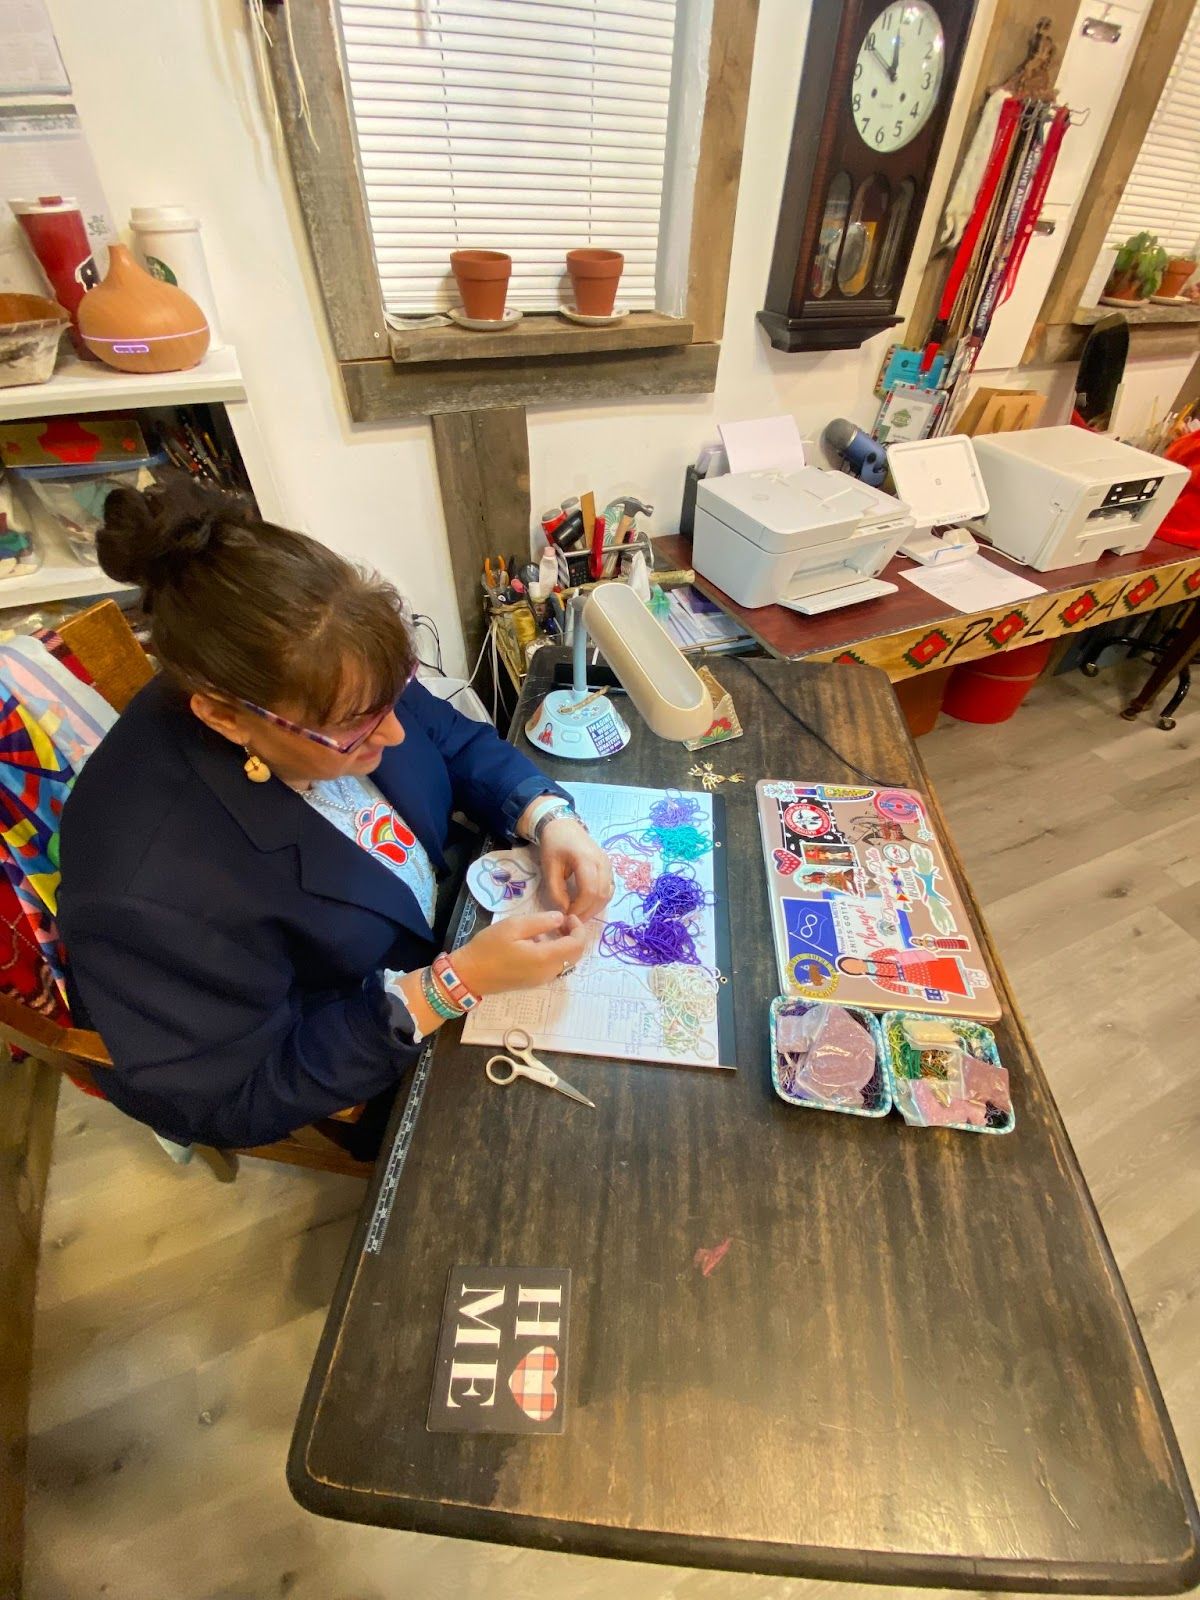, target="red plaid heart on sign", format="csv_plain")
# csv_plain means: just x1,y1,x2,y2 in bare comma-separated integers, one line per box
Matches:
508,1344,560,1422
773,848,802,875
